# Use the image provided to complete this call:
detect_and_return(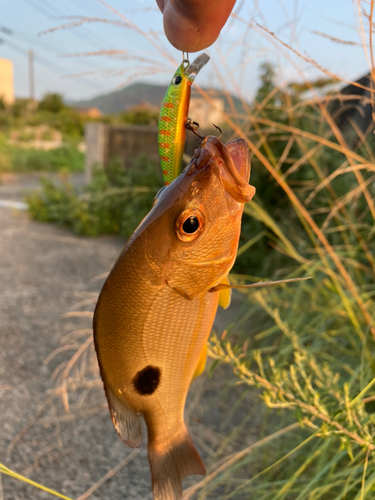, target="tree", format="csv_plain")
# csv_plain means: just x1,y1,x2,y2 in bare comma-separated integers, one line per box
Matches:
255,62,277,105
39,93,64,113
